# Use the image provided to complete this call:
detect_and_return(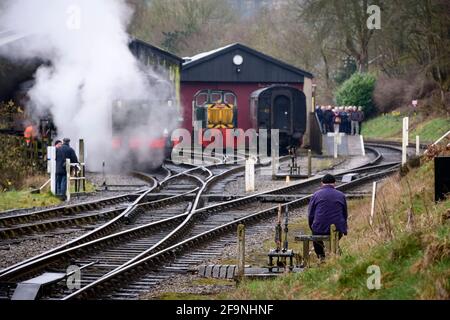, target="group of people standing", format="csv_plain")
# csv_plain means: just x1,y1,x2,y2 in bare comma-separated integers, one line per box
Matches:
315,106,365,135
